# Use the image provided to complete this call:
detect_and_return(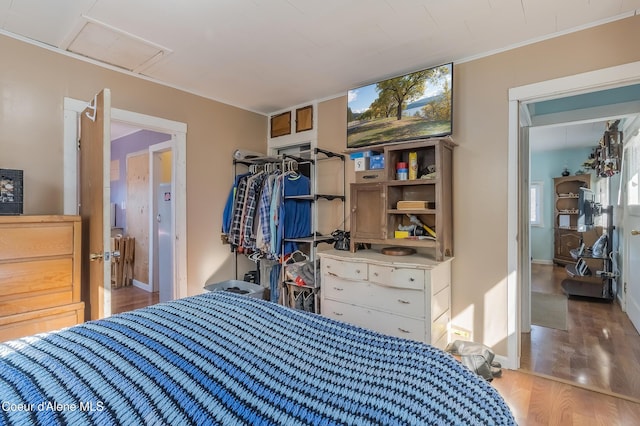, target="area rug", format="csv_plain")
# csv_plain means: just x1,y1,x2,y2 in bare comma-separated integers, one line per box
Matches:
531,291,568,331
